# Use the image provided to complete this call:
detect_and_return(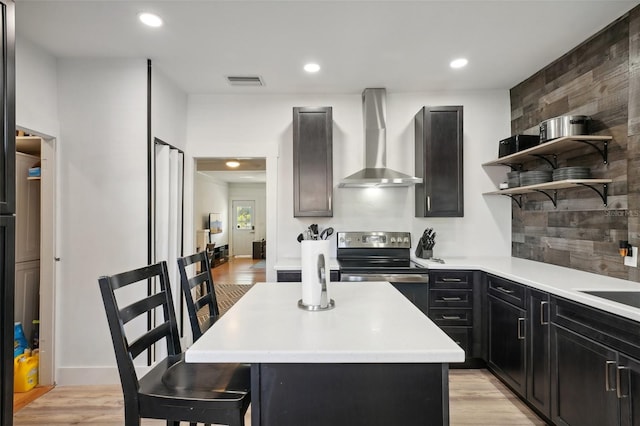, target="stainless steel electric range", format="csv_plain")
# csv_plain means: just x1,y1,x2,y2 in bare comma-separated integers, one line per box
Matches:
337,231,429,284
